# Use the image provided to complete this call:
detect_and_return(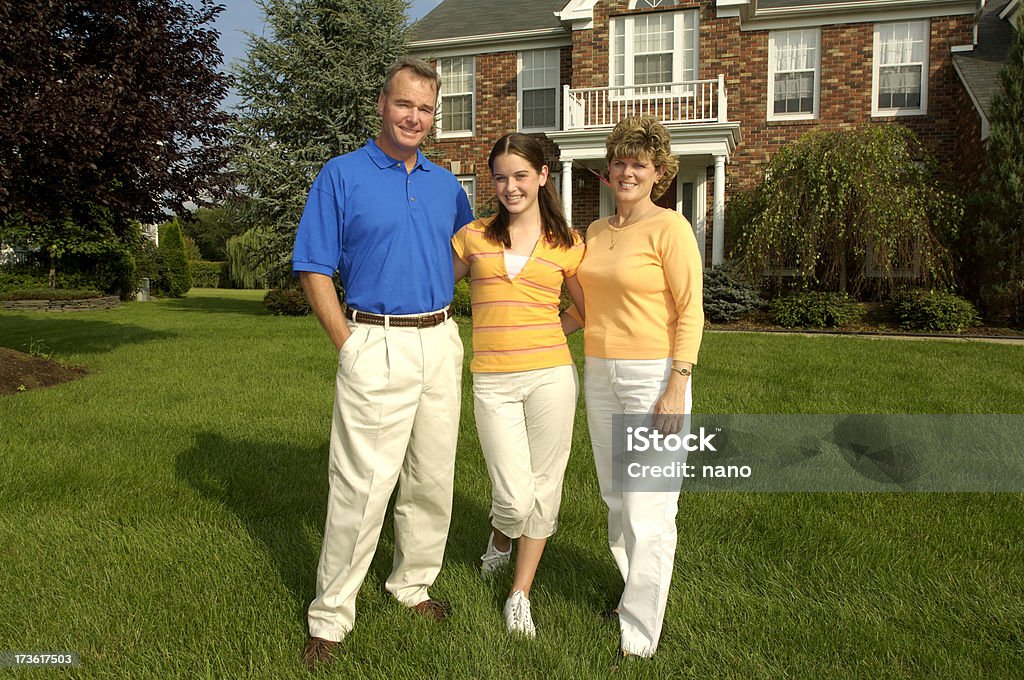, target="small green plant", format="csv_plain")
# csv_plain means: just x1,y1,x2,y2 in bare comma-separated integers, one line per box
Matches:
451,278,472,317
703,262,763,323
263,287,311,316
887,289,980,332
769,291,864,328
16,384,27,392
25,338,53,360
